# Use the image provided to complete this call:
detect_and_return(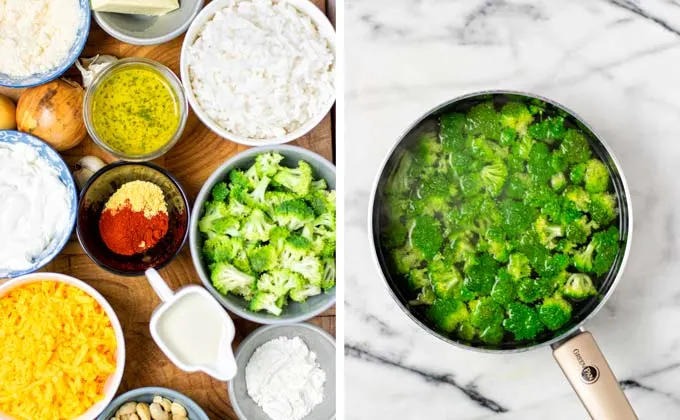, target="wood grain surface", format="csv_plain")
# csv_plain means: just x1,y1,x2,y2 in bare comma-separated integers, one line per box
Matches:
0,2,335,419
